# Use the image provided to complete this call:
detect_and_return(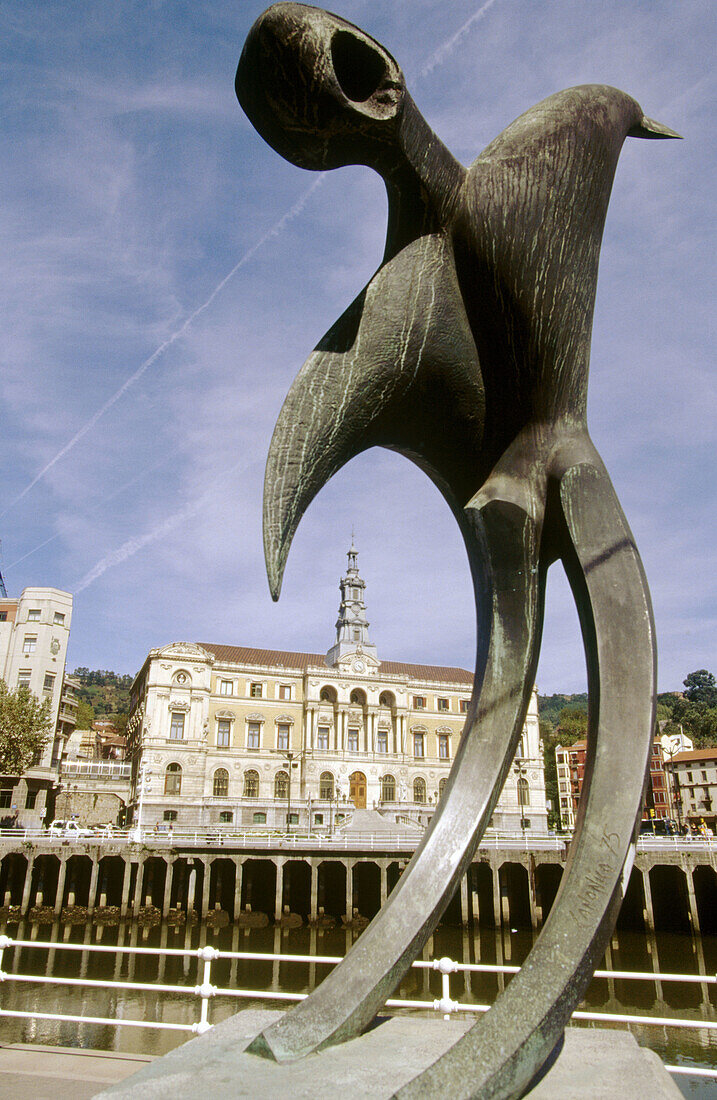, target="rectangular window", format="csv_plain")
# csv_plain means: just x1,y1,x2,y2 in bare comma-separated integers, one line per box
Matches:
317,726,329,750
413,696,426,710
279,684,291,701
413,732,425,758
219,680,233,696
163,810,178,822
347,728,359,752
217,719,231,748
25,789,37,809
169,712,185,740
277,723,290,751
23,635,37,655
288,812,299,825
0,789,12,809
43,673,55,694
28,609,40,621
314,813,324,825
17,671,31,690
0,613,7,622
219,810,233,824
250,682,263,699
247,721,261,749
437,697,449,712
352,629,361,641
460,699,469,713
376,729,388,753
53,612,65,626
253,811,267,824
438,734,449,759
